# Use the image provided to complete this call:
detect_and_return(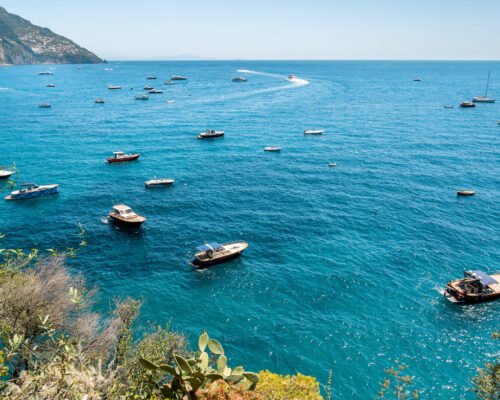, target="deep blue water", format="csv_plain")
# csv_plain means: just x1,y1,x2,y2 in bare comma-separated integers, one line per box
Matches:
1,61,499,398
